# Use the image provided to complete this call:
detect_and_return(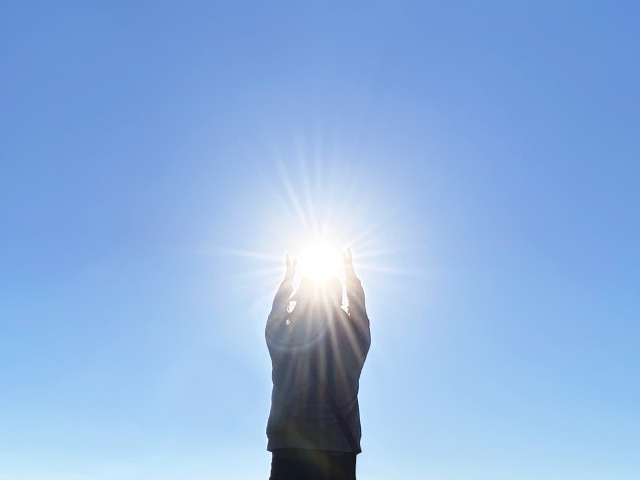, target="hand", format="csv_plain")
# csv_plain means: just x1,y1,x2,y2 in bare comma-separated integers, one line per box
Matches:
284,254,297,283
343,248,356,279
